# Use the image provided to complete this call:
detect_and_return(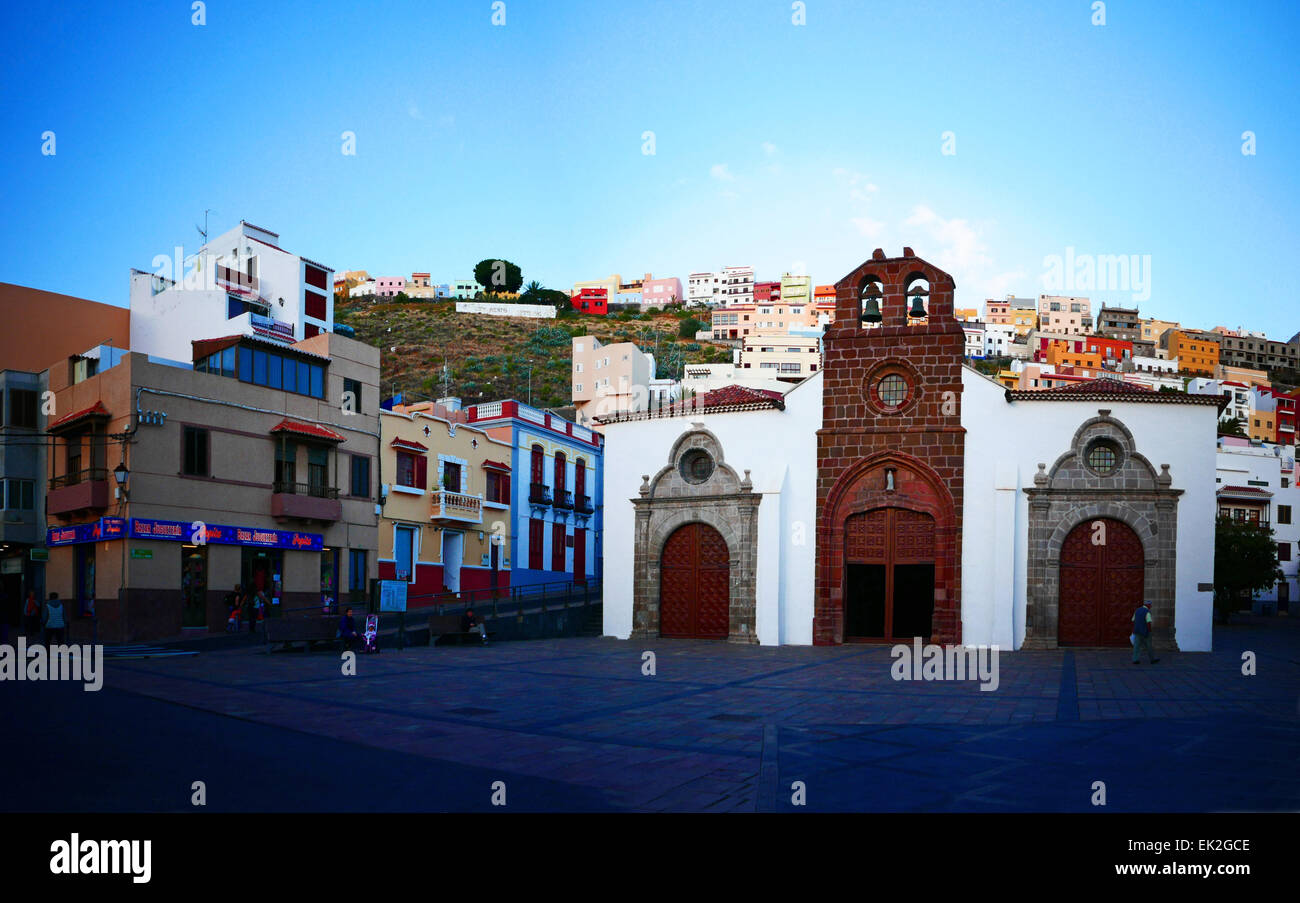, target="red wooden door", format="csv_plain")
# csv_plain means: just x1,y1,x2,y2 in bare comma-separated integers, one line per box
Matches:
573,527,586,584
843,507,935,641
1058,518,1144,646
659,523,729,638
